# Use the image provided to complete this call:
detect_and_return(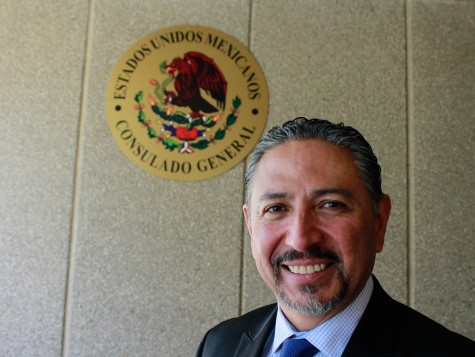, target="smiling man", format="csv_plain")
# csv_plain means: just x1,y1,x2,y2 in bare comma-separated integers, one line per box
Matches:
196,118,474,357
